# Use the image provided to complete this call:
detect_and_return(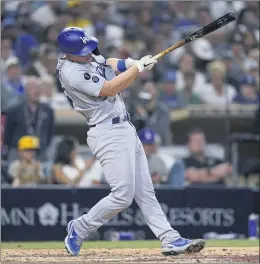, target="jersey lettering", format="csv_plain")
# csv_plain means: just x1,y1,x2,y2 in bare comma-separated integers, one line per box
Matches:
96,65,106,79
